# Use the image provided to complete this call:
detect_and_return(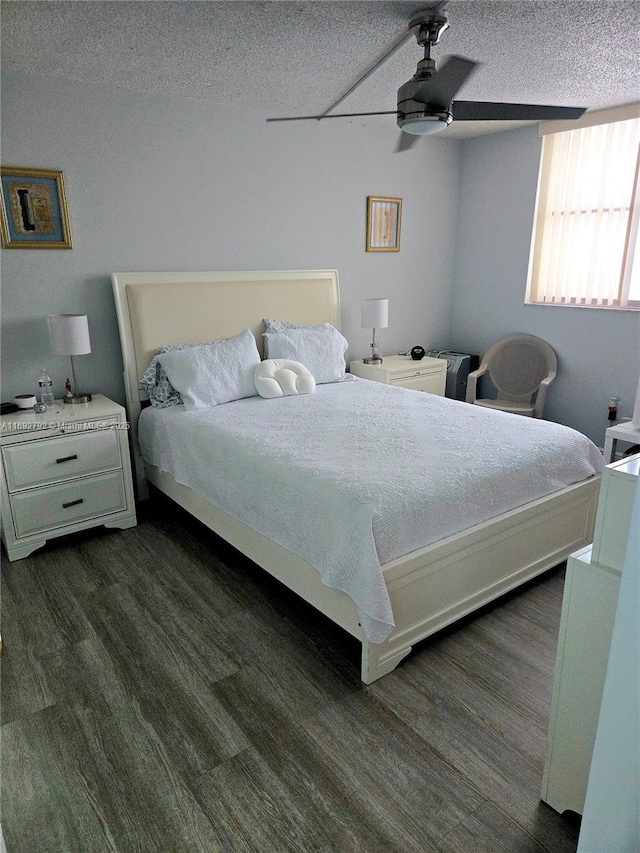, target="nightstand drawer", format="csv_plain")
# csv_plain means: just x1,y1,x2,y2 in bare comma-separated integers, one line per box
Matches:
390,373,444,394
2,427,121,491
389,366,443,382
11,471,127,537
